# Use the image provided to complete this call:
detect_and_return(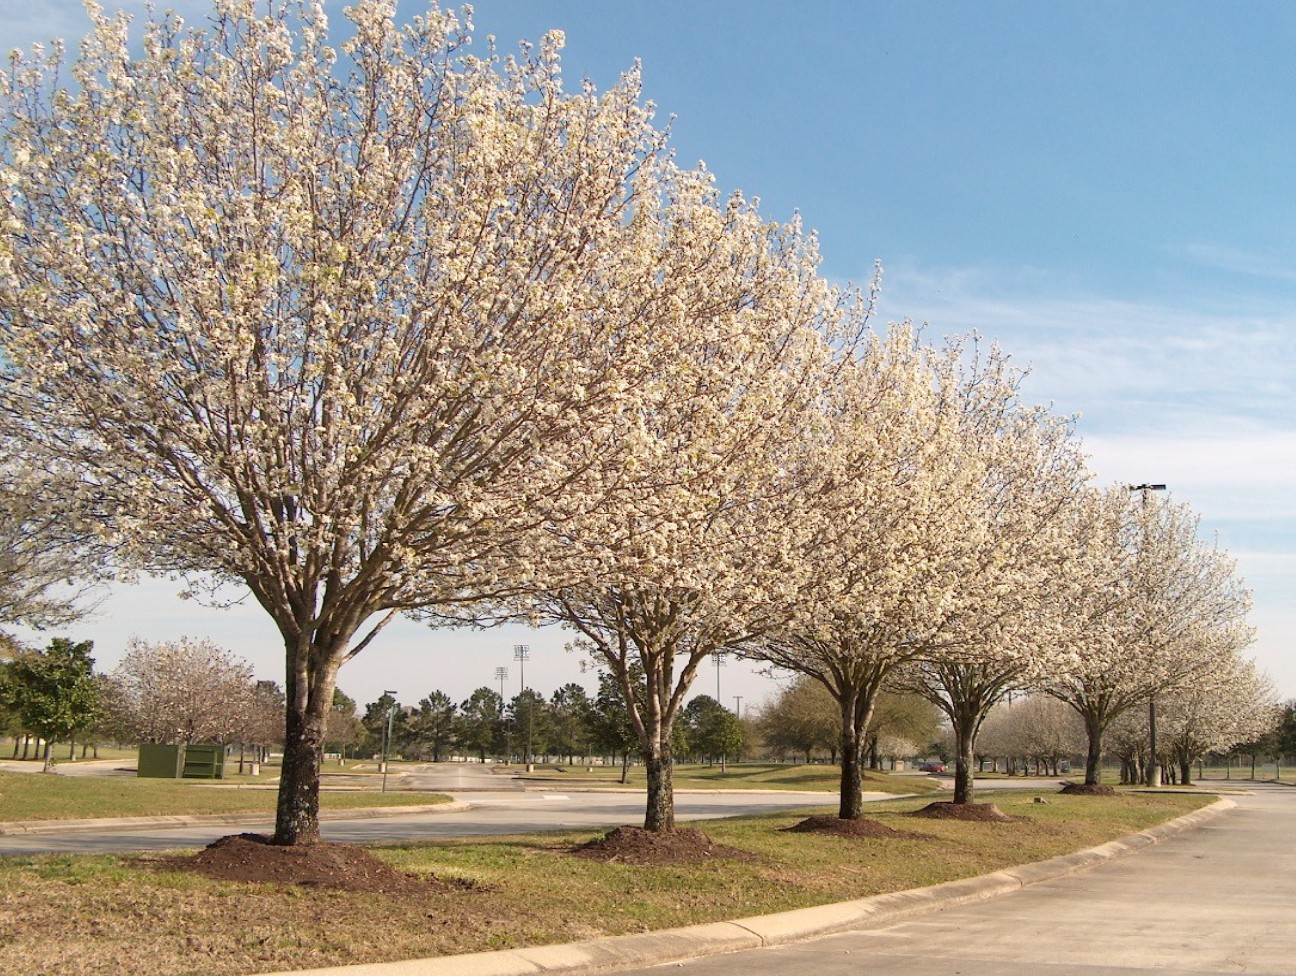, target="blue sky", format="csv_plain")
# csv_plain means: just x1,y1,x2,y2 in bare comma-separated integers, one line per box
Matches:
4,2,1293,712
